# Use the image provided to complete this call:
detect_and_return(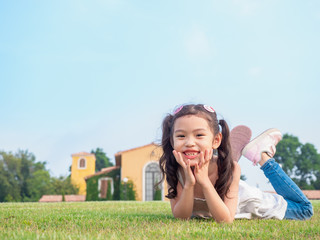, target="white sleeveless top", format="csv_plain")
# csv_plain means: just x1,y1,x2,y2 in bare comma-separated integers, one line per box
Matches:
177,170,287,219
